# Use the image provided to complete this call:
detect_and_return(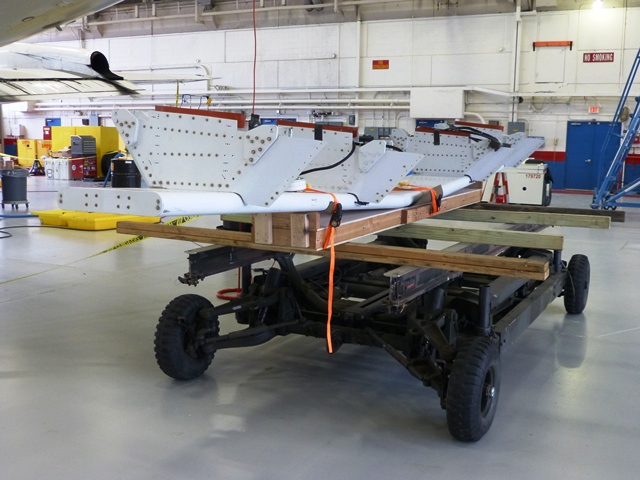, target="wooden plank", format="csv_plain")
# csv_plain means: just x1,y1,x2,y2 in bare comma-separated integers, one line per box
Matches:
328,209,406,248
253,214,274,244
437,209,611,229
117,221,252,244
433,186,484,215
290,214,310,248
116,221,549,280
384,222,564,250
466,202,625,223
334,243,549,280
309,187,483,249
401,204,431,224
